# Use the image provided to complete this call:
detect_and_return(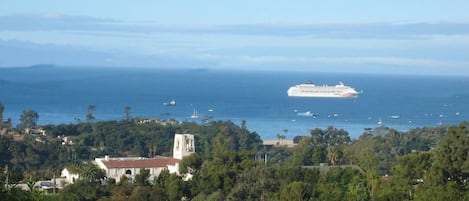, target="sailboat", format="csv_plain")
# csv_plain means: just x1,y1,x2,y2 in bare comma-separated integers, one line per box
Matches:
191,109,199,119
